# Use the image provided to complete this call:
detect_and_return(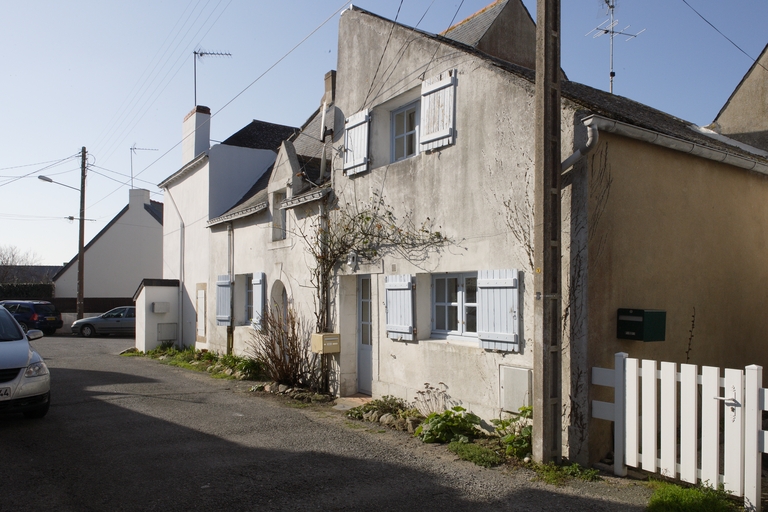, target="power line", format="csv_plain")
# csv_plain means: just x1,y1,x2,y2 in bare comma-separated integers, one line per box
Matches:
0,154,80,189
